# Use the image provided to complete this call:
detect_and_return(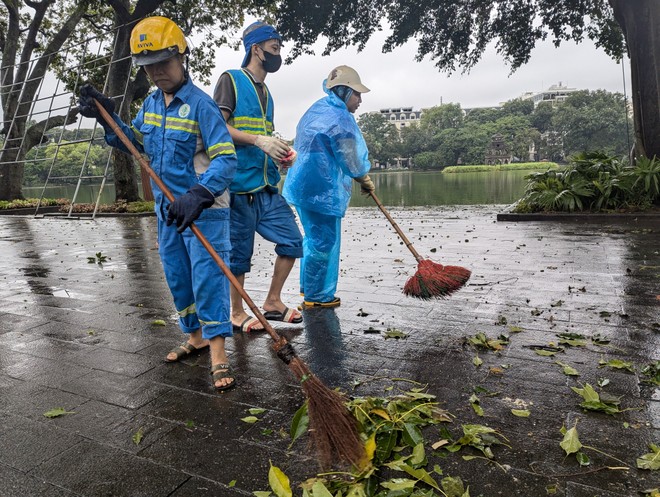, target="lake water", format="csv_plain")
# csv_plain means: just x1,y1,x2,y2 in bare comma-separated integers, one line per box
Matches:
23,169,535,207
